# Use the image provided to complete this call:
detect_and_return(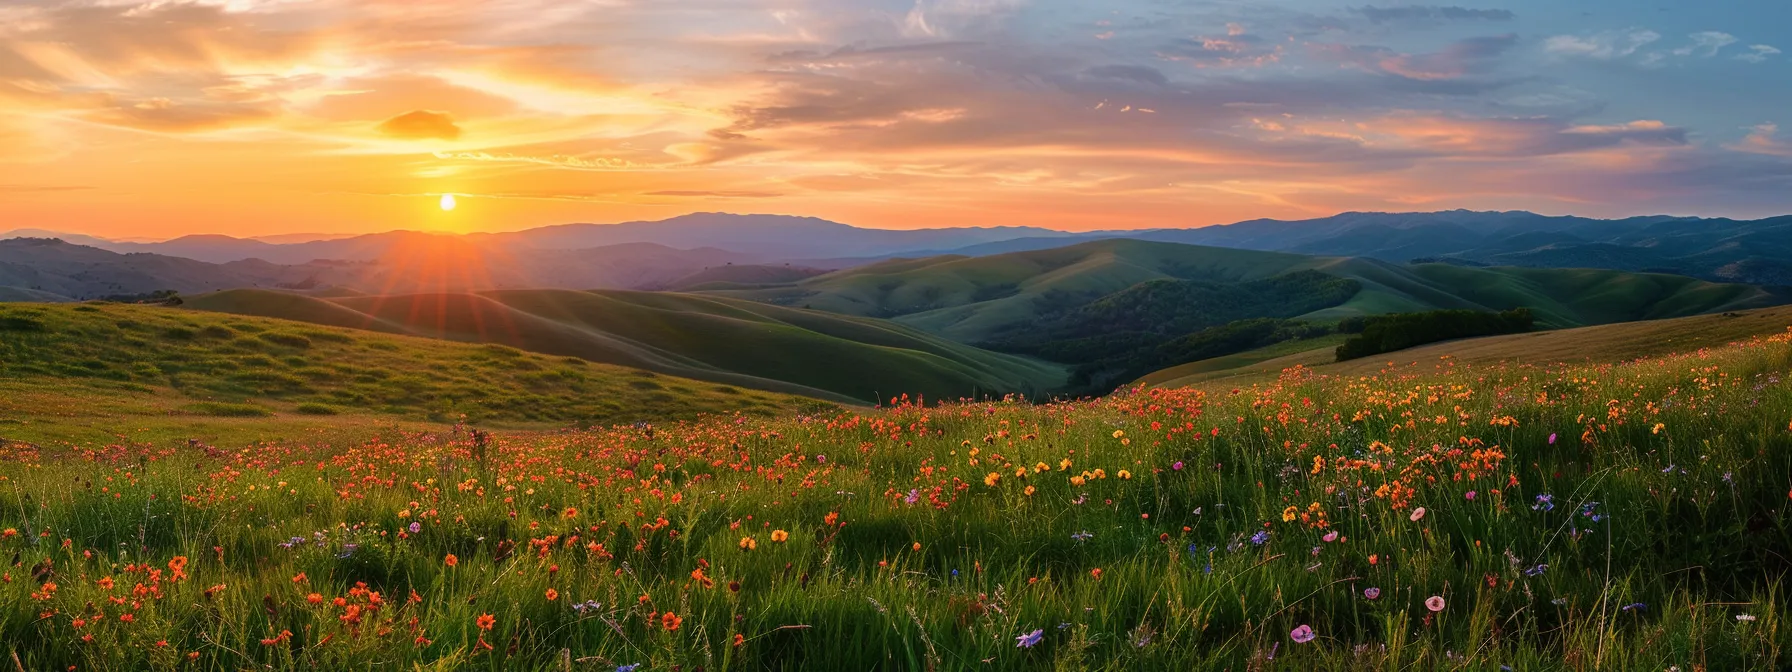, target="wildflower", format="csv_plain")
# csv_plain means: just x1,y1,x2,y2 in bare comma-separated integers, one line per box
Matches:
1250,530,1270,546
1620,602,1645,612
1548,433,1557,444
770,529,789,543
1322,531,1338,543
1464,491,1476,501
1089,568,1103,579
563,507,579,519
1363,587,1380,600
1117,470,1131,480
408,522,421,534
476,614,496,630
1426,596,1446,612
661,611,683,631
545,588,559,601
1172,461,1184,471
1409,507,1427,522
306,593,323,604
291,572,306,584
1532,494,1555,512
1524,564,1548,577
1737,614,1758,622
1290,625,1315,643
617,665,641,672
1016,629,1044,648
738,536,757,551
1112,430,1125,439
1071,531,1093,542
1023,485,1036,497
912,542,922,551
444,554,458,567
983,472,1000,487
734,633,746,648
